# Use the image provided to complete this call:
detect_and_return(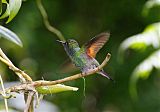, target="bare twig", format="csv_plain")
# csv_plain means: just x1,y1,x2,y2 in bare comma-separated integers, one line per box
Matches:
0,48,32,82
0,53,111,91
36,0,66,41
0,74,9,112
35,94,43,108
33,53,111,87
0,83,35,94
0,48,12,64
24,92,35,112
0,53,111,94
